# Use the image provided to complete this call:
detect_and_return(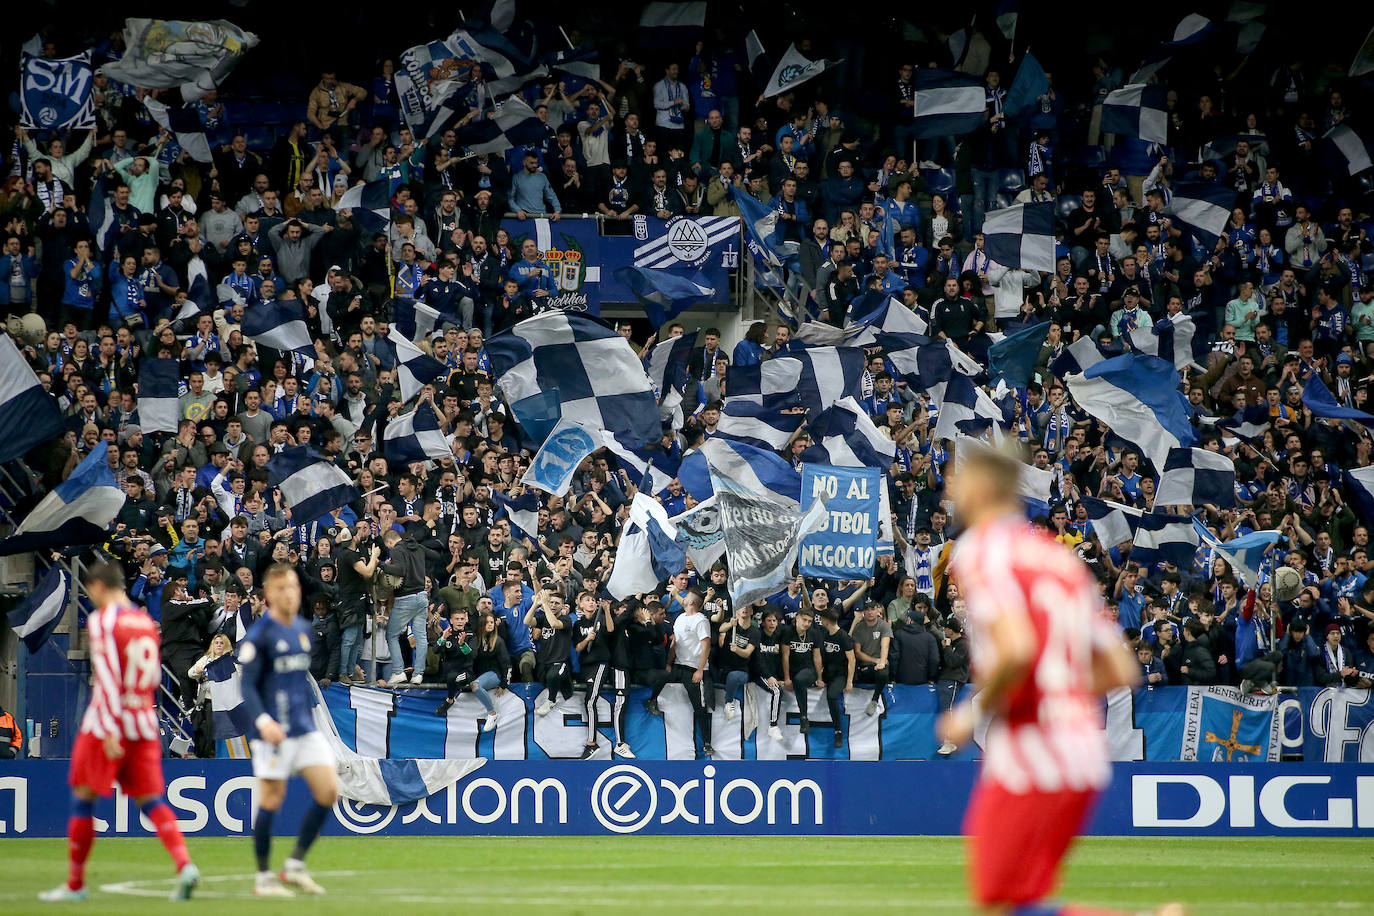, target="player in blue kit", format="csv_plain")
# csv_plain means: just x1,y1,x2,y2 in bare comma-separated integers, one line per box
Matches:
238,563,340,897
